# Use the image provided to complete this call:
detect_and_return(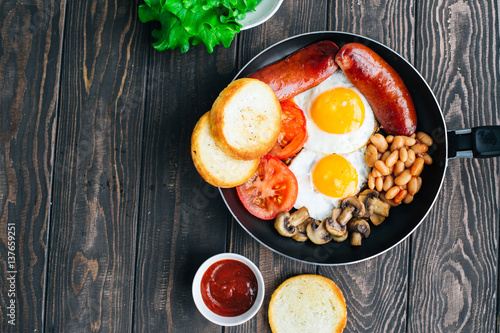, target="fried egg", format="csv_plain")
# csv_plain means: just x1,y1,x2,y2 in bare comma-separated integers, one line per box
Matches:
294,70,377,155
288,147,370,220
